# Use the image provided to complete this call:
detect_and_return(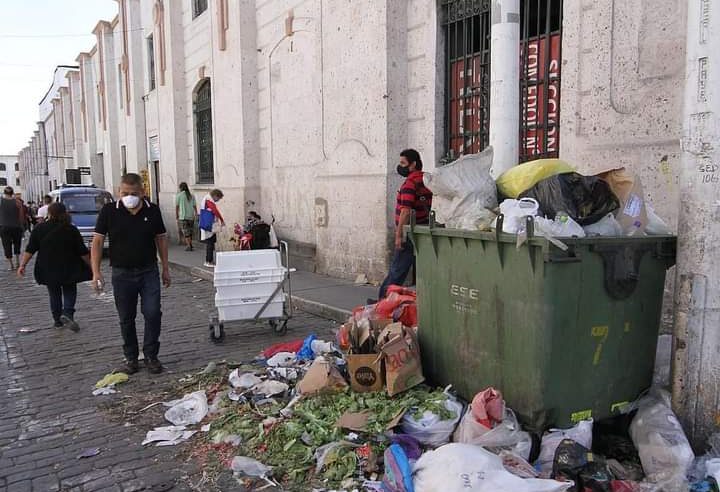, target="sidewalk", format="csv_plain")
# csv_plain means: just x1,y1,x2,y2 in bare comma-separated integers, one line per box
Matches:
168,243,378,323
